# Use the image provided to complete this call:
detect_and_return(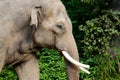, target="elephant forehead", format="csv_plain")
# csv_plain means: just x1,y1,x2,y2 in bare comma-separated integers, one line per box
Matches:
40,0,61,4
40,0,66,15
39,0,72,30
